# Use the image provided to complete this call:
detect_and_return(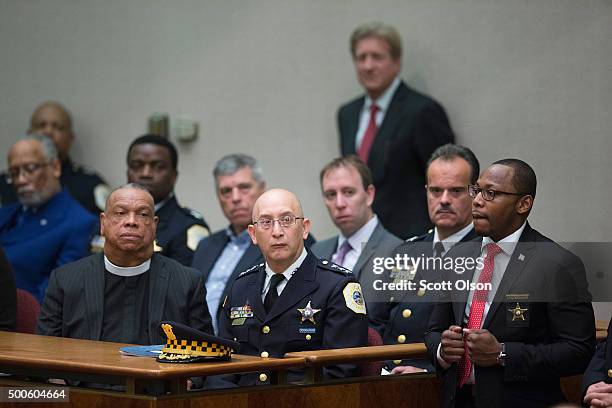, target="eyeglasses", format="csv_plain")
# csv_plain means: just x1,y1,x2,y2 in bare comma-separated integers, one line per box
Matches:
253,215,304,230
6,162,50,184
468,185,527,201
